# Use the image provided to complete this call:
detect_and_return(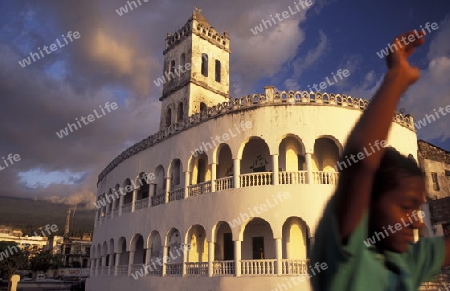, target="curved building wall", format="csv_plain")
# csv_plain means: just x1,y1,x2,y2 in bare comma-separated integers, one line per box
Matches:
87,95,418,291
